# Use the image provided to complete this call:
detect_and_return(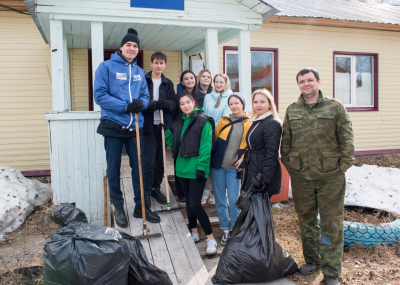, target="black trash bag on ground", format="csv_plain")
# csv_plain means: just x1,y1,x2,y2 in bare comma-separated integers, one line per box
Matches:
119,232,173,285
43,222,130,285
52,203,88,226
212,174,298,284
